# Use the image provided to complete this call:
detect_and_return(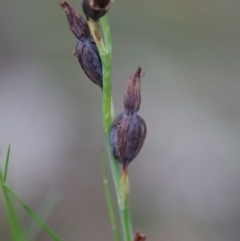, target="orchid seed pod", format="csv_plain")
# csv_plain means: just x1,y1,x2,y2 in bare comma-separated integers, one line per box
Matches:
82,0,111,20
60,1,102,88
75,39,102,87
110,68,147,172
